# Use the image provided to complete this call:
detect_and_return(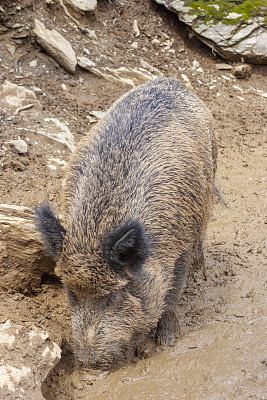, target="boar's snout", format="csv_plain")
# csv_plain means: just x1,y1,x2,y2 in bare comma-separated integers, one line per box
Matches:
69,291,150,368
